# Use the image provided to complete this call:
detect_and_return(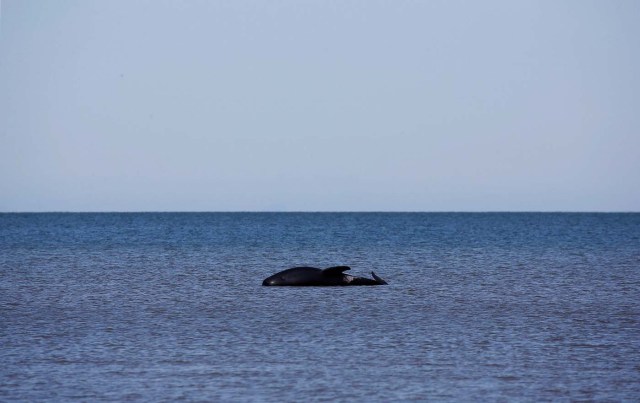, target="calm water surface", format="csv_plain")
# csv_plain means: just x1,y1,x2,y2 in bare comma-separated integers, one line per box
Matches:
1,213,639,401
